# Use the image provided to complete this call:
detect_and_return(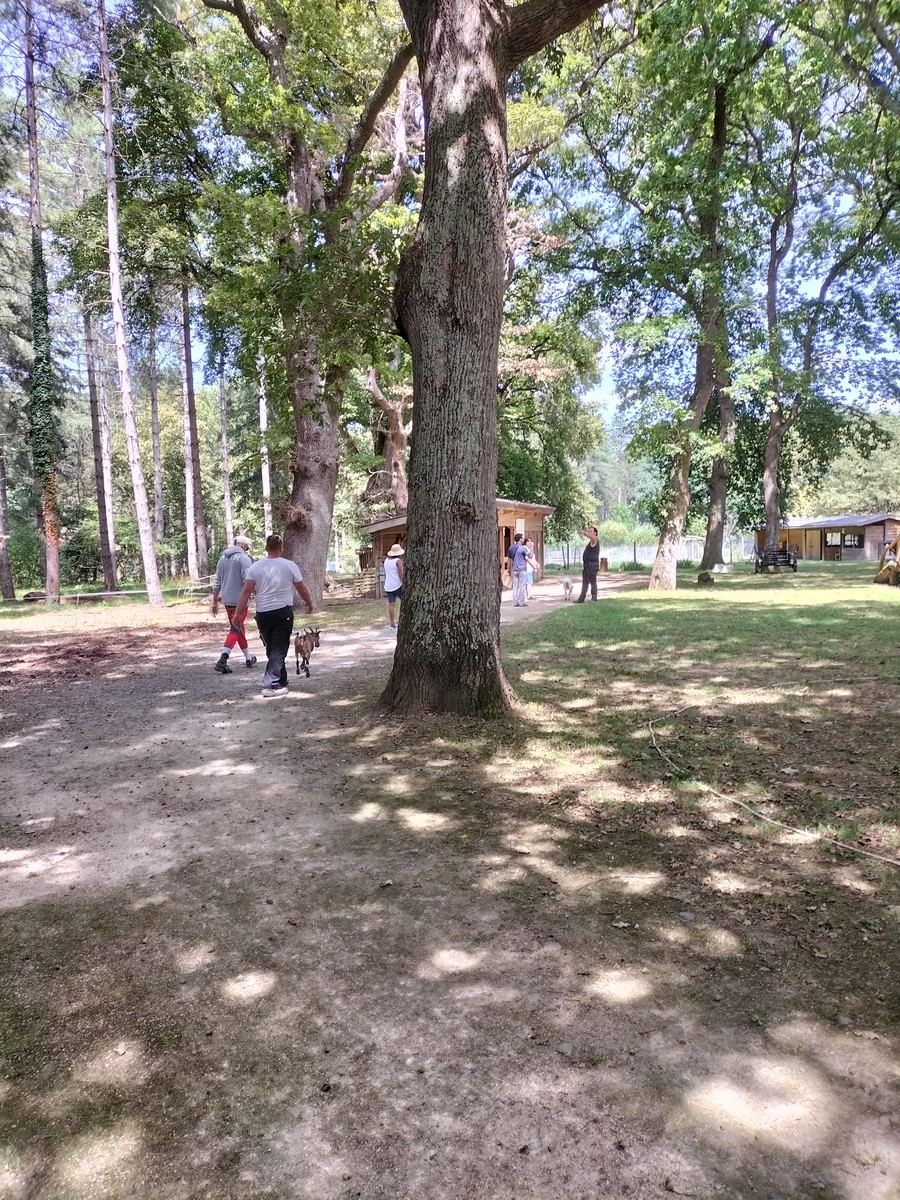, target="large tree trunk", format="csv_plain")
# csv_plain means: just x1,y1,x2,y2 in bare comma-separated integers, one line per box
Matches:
96,334,117,582
699,365,734,572
762,410,787,551
24,0,60,604
381,0,604,714
181,344,199,582
83,310,117,590
649,85,727,592
181,278,209,578
149,322,164,544
98,0,163,604
0,443,15,600
258,362,273,537
219,366,234,545
381,3,513,715
281,348,341,609
364,366,409,514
